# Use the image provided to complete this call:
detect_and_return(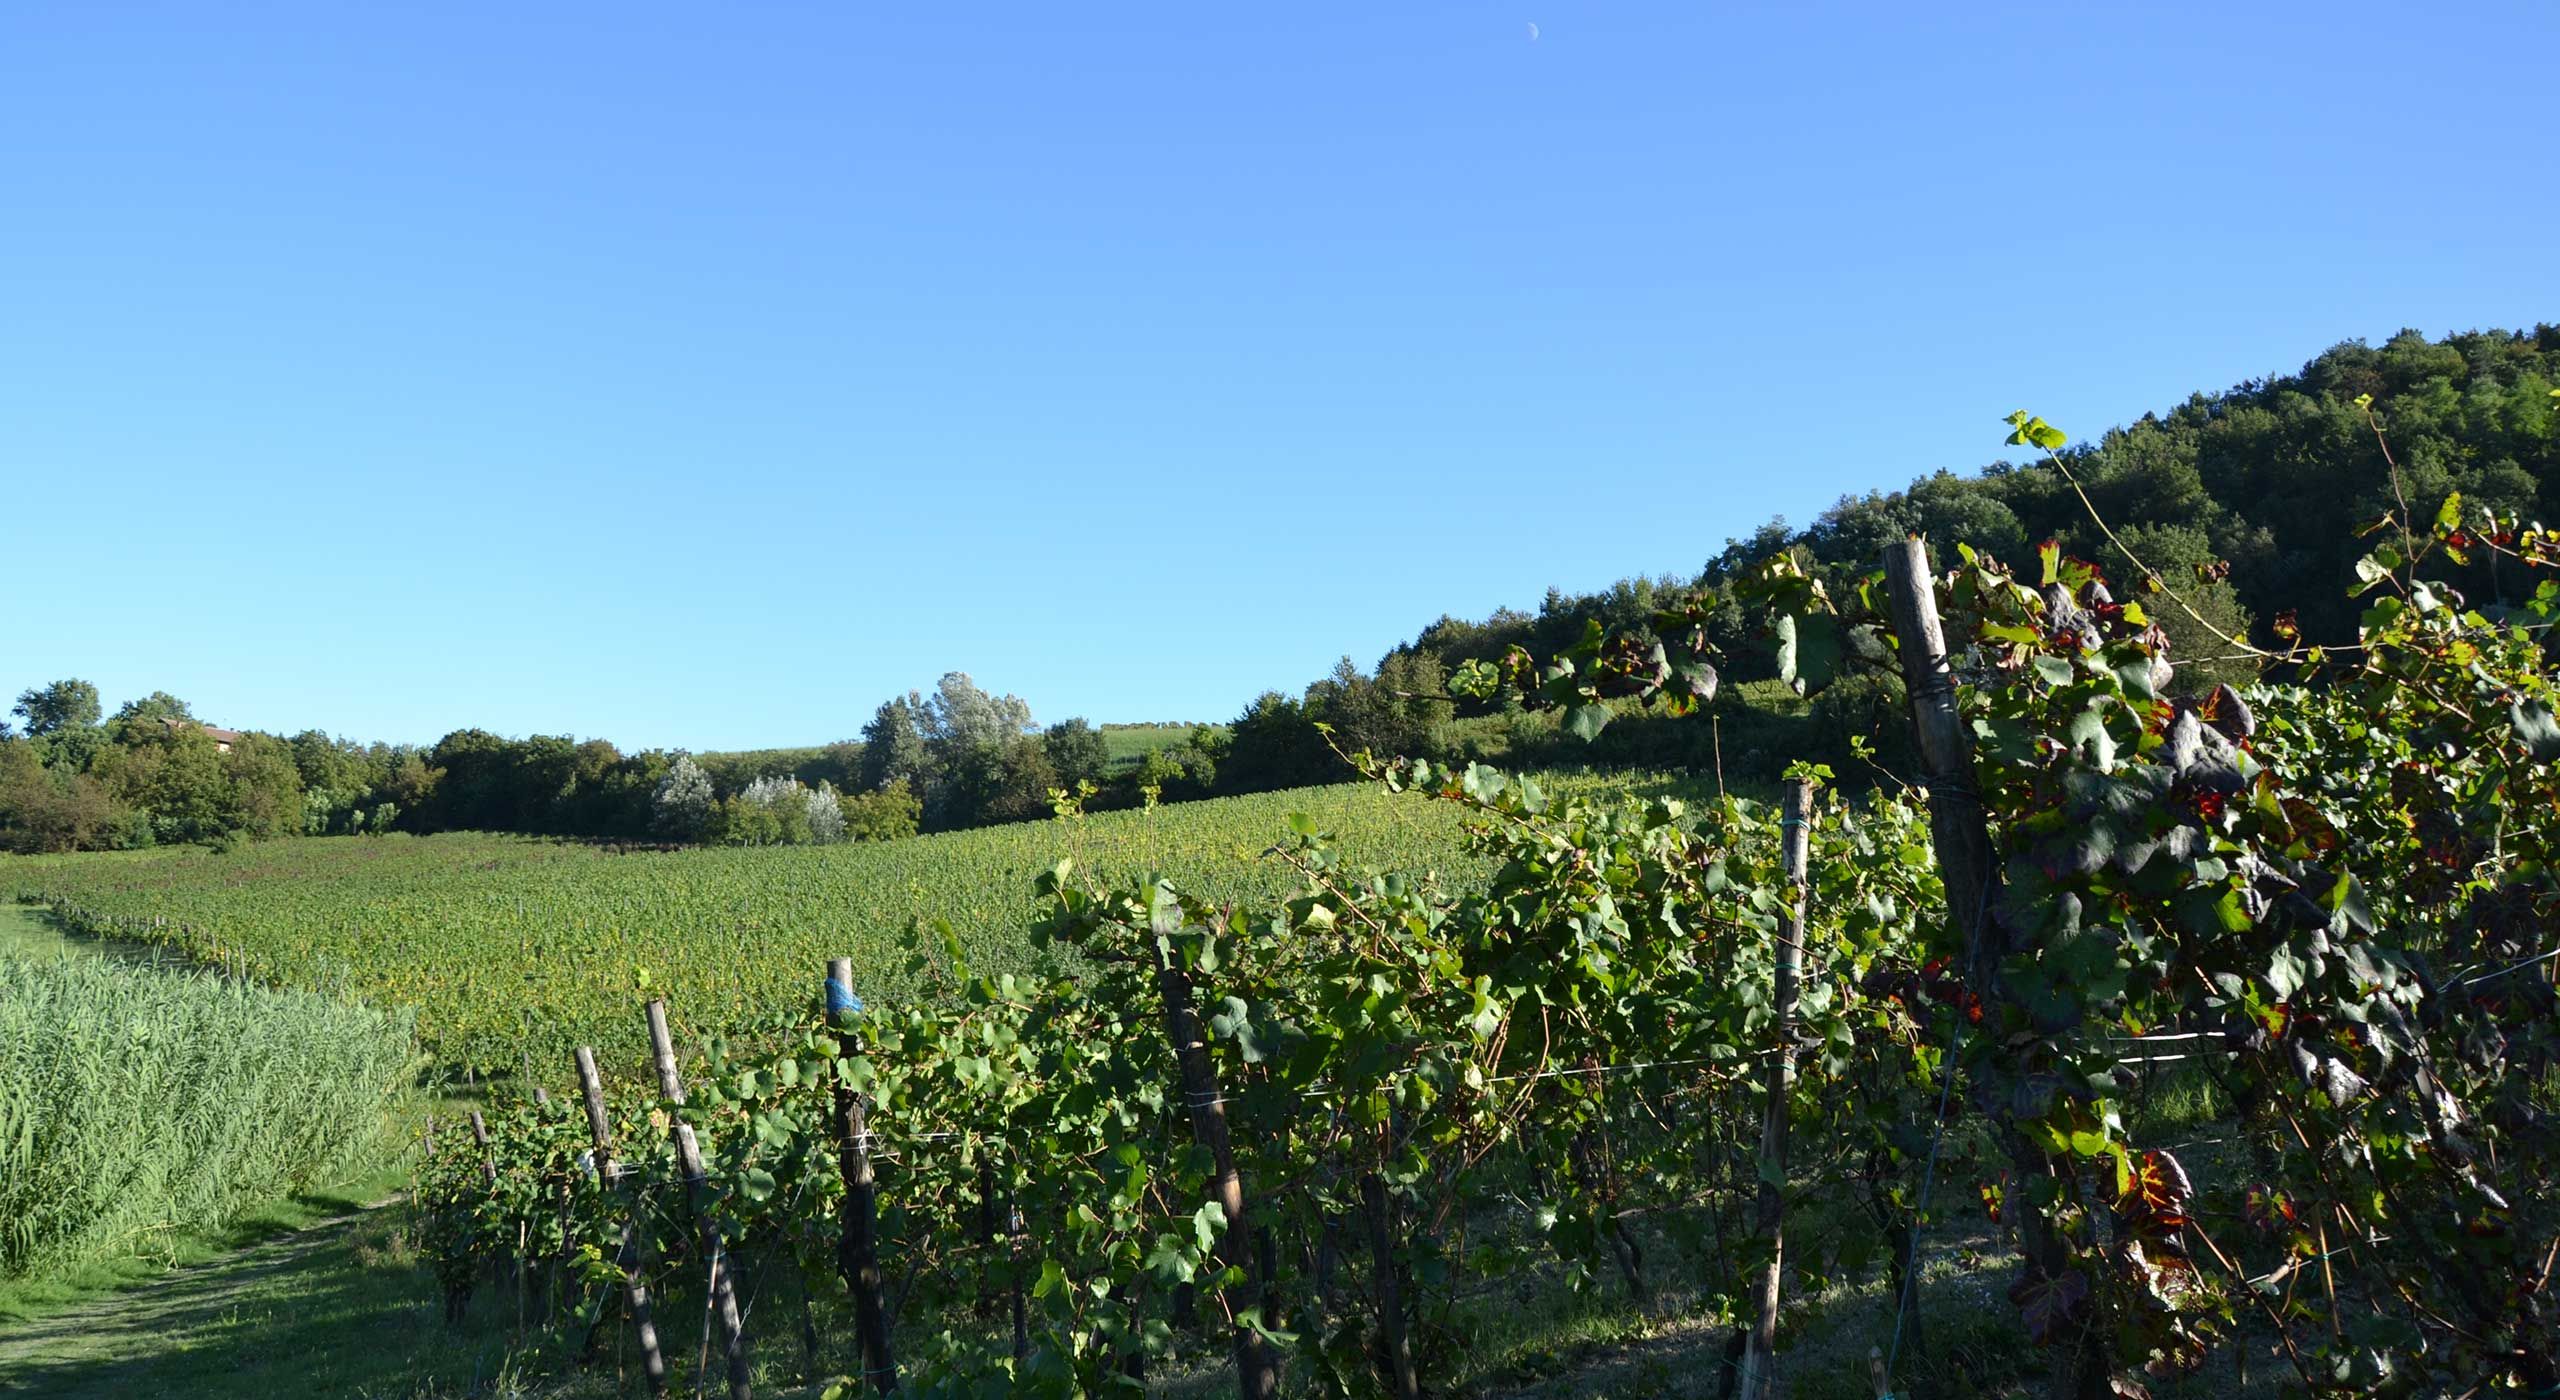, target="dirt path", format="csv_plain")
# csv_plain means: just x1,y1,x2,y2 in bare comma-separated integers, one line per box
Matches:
0,1190,593,1400
0,1201,405,1398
